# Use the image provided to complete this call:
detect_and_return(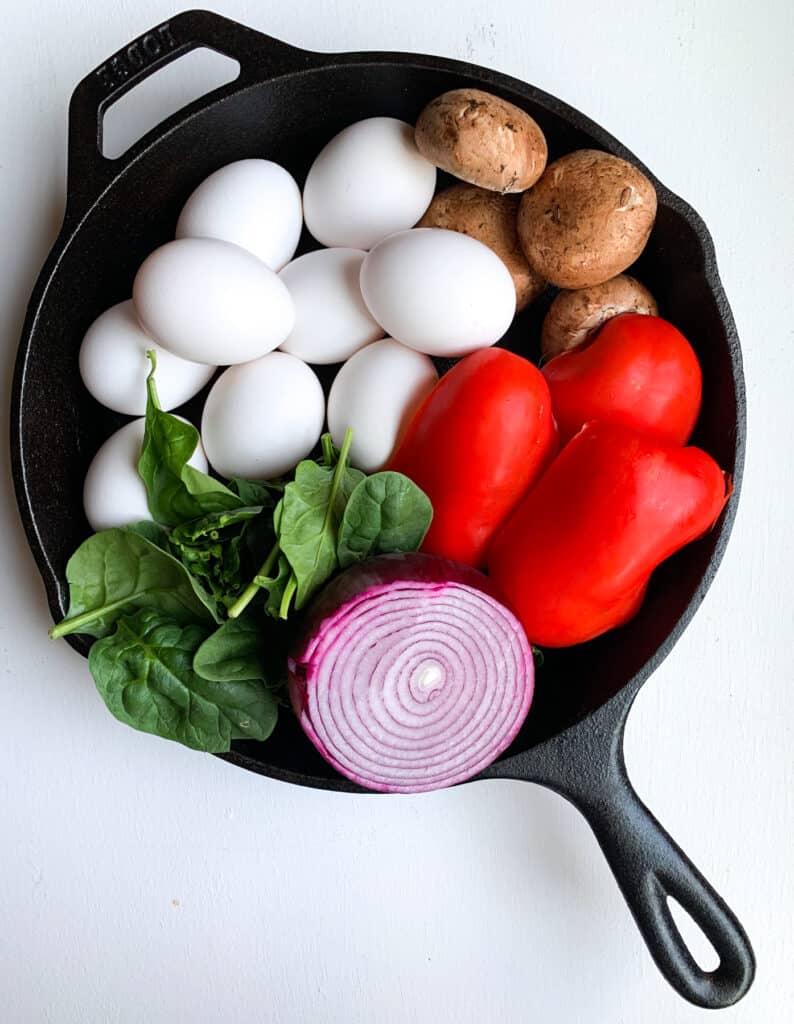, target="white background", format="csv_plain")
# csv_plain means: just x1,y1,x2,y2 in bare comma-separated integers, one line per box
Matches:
2,2,792,1021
